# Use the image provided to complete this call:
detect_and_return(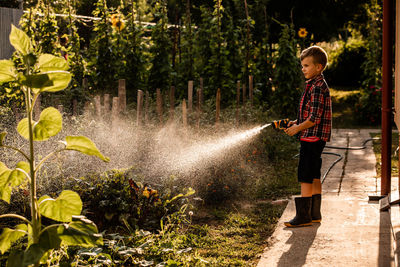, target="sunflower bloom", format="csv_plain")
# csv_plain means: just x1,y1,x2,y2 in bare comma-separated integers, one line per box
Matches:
111,13,125,32
298,28,308,38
